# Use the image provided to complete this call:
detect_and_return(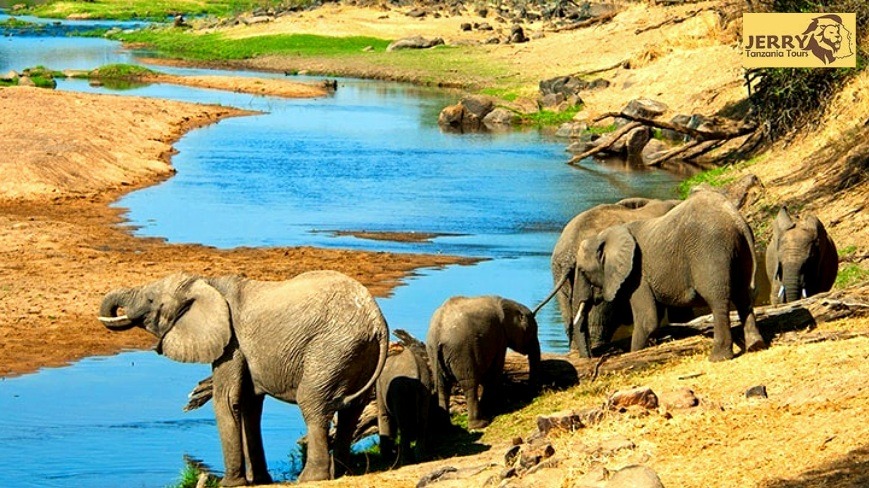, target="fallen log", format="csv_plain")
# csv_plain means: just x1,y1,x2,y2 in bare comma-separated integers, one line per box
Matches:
593,111,757,141
567,121,642,165
553,11,617,32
